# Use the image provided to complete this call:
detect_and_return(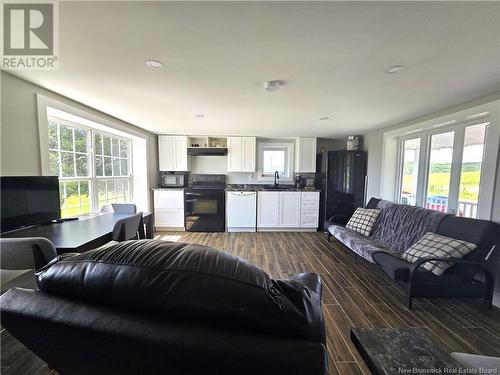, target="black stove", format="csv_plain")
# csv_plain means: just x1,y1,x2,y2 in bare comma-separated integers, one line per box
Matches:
185,174,226,232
